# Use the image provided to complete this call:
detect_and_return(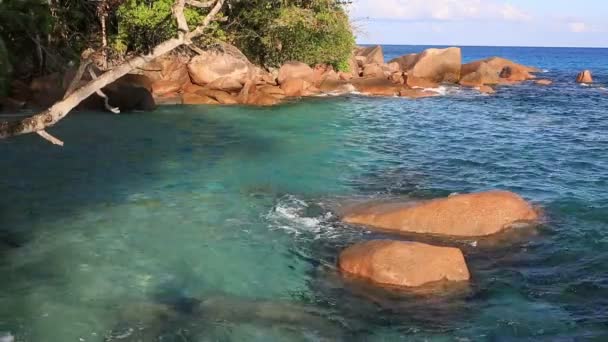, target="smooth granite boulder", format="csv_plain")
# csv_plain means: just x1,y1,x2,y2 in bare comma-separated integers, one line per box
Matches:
343,191,539,237
339,240,470,287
